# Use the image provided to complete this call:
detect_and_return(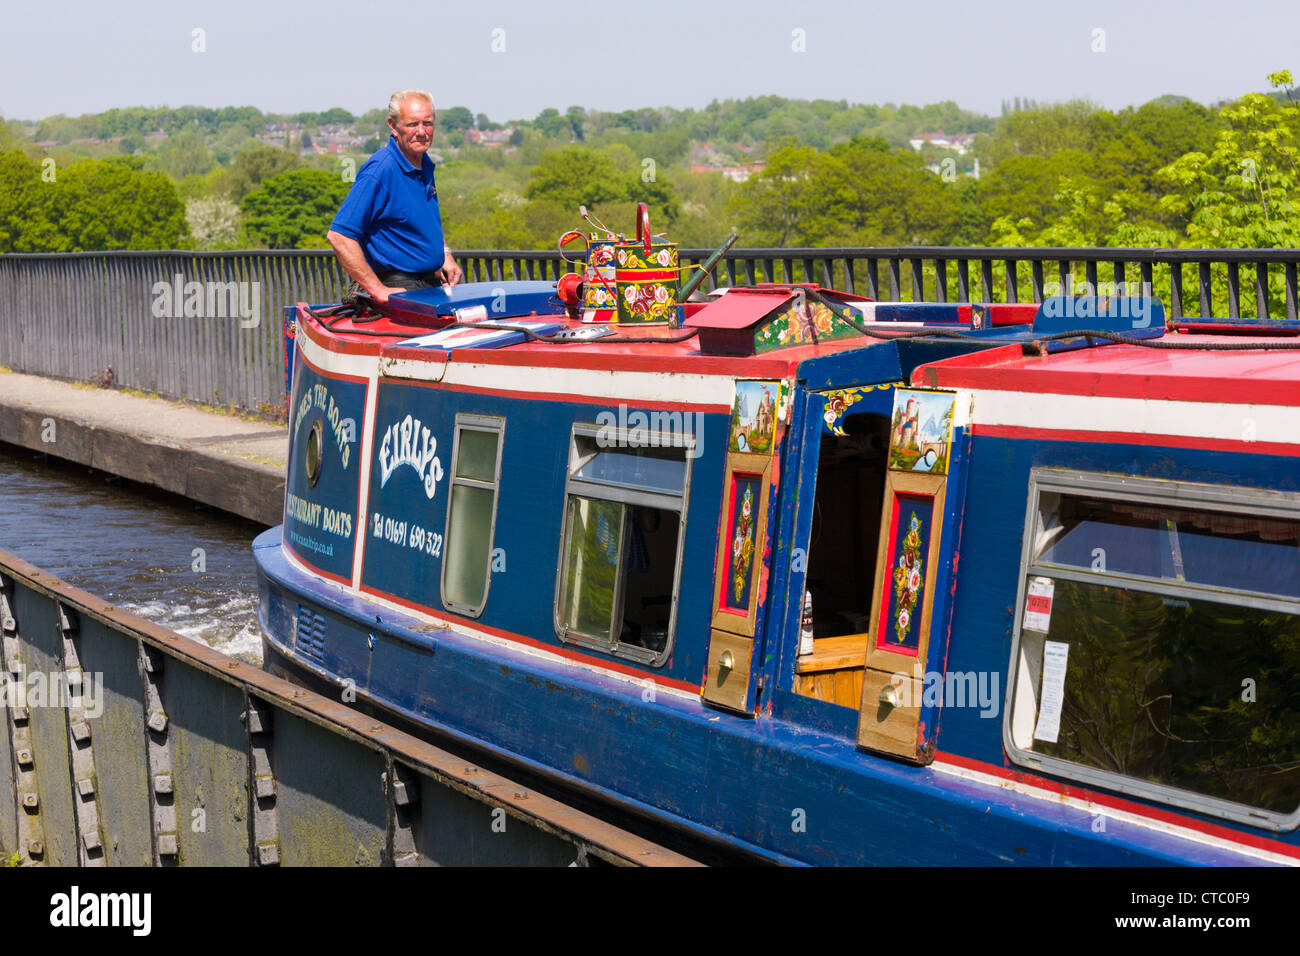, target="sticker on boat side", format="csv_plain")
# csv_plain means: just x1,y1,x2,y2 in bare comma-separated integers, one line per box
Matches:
1034,640,1070,744
1023,576,1054,632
